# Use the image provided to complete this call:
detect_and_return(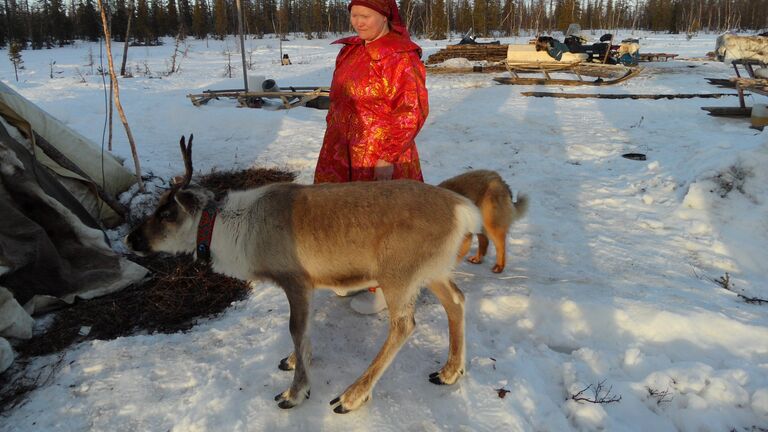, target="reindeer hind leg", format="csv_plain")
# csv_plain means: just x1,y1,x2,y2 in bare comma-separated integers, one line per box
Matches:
426,277,466,385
